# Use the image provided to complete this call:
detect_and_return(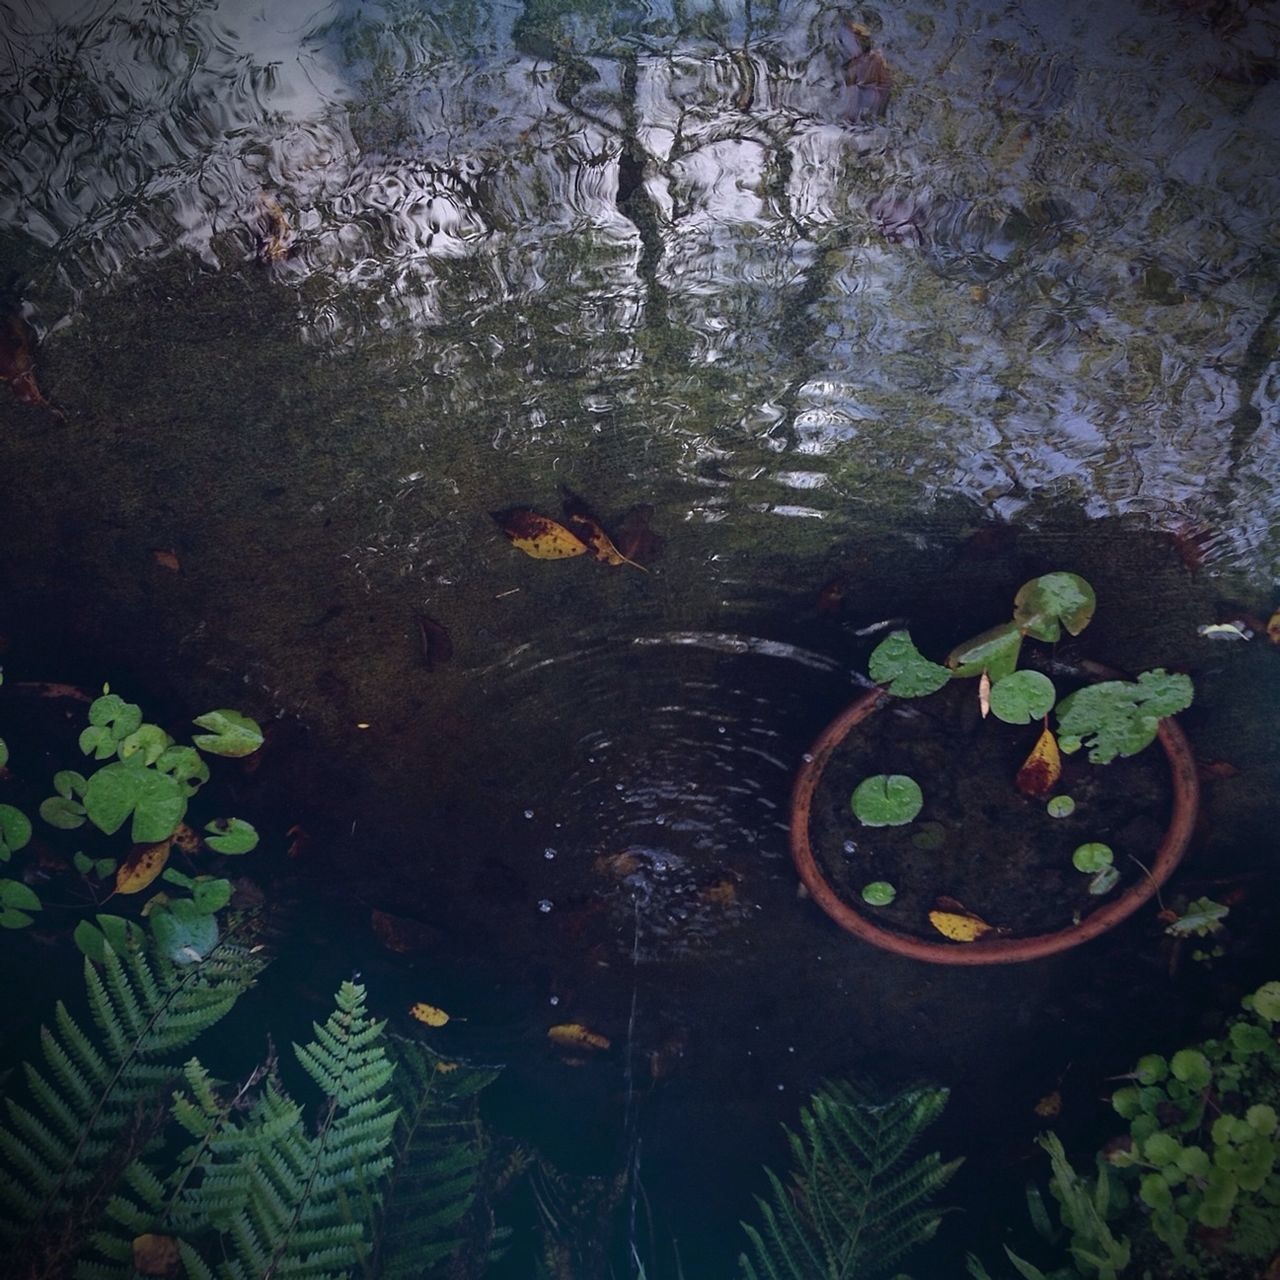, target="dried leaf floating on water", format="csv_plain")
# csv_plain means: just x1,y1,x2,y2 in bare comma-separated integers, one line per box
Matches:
0,313,59,415
132,1233,180,1278
116,840,171,894
492,508,588,560
548,1023,611,1052
928,900,996,943
1016,726,1062,797
560,488,649,571
257,194,293,263
416,614,453,670
409,1001,451,1027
